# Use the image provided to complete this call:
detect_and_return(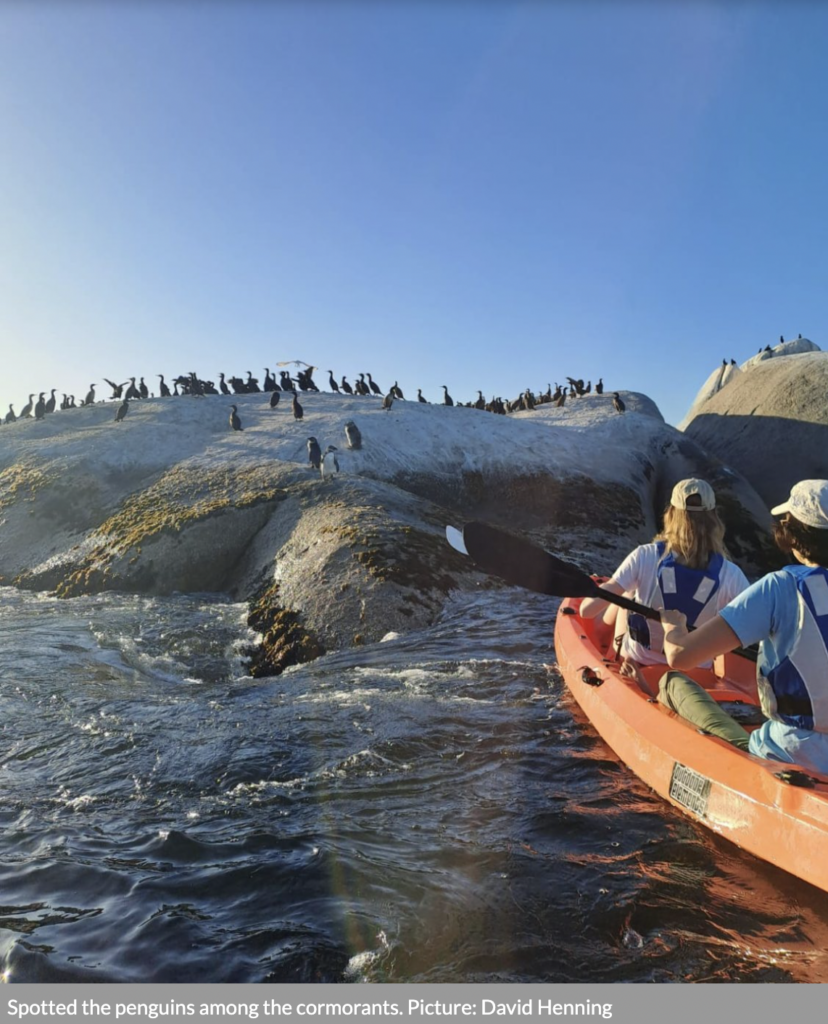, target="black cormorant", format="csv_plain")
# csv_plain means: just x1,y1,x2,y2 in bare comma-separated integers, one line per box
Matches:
115,398,129,423
44,389,57,414
417,389,427,403
158,375,171,398
270,390,280,408
229,405,243,431
366,373,382,396
328,371,340,393
340,376,354,395
441,385,453,407
292,391,304,420
34,393,46,420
